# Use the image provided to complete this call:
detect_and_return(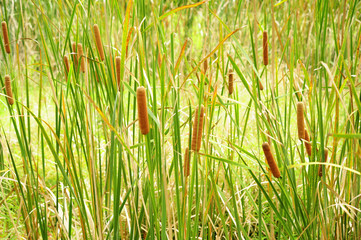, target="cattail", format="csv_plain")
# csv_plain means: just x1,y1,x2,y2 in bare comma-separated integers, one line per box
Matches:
184,147,190,177
263,31,268,66
318,148,328,177
262,142,280,178
115,56,121,89
4,75,14,105
136,87,150,135
297,102,305,140
228,69,234,95
63,55,70,78
191,105,205,152
203,60,208,74
304,129,312,157
93,24,105,61
2,21,10,54
72,42,78,70
77,43,86,73
258,79,264,90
